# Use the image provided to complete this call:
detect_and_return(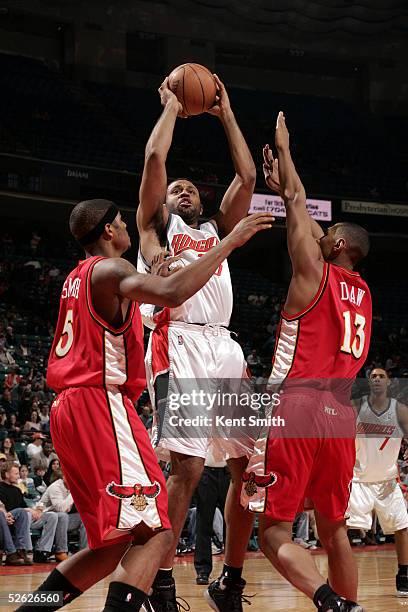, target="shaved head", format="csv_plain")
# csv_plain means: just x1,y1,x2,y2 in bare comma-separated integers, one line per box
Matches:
335,223,370,265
